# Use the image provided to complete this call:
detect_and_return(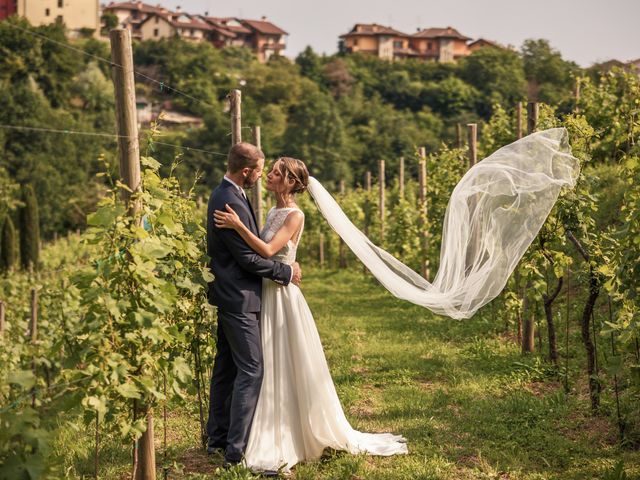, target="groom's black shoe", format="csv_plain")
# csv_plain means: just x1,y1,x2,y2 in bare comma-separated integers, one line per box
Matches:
260,469,279,478
206,440,227,455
